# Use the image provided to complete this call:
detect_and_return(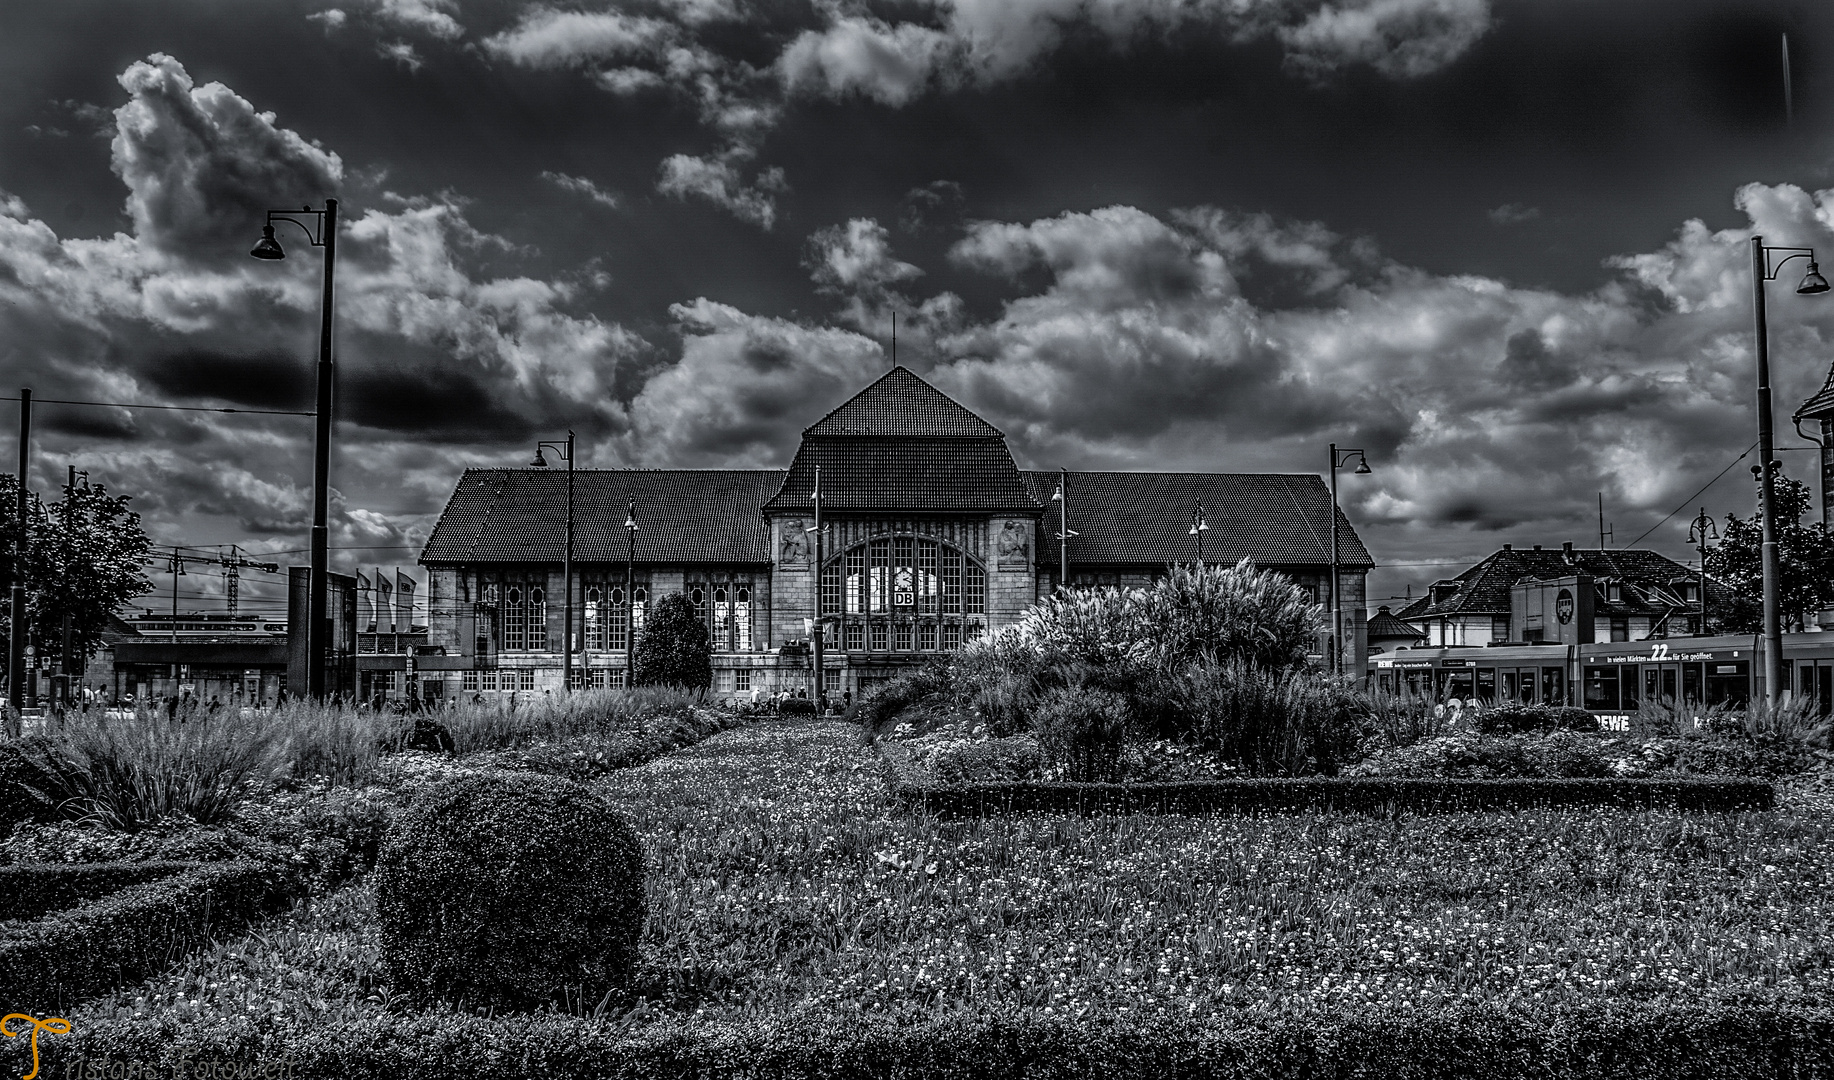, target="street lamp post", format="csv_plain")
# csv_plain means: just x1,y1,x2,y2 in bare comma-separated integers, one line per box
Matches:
810,466,825,712
250,201,339,700
1328,444,1372,676
1688,508,1718,638
624,499,638,690
530,432,576,693
1188,501,1209,567
1749,238,1829,705
7,387,29,724
1050,468,1078,591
